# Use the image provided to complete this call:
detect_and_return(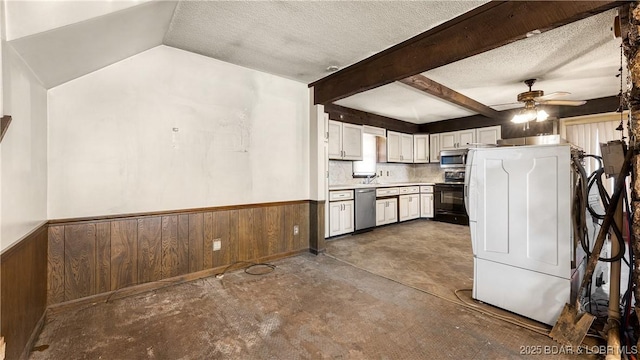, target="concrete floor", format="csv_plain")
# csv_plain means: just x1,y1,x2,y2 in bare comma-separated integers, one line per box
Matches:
31,220,596,359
